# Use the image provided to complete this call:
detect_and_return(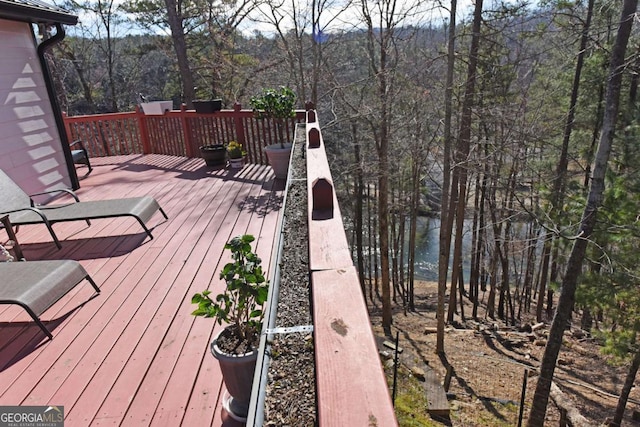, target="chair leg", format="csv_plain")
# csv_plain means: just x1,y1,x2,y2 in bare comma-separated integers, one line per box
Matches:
85,275,101,294
43,222,62,249
27,209,62,249
21,305,53,340
33,317,54,340
137,218,154,240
